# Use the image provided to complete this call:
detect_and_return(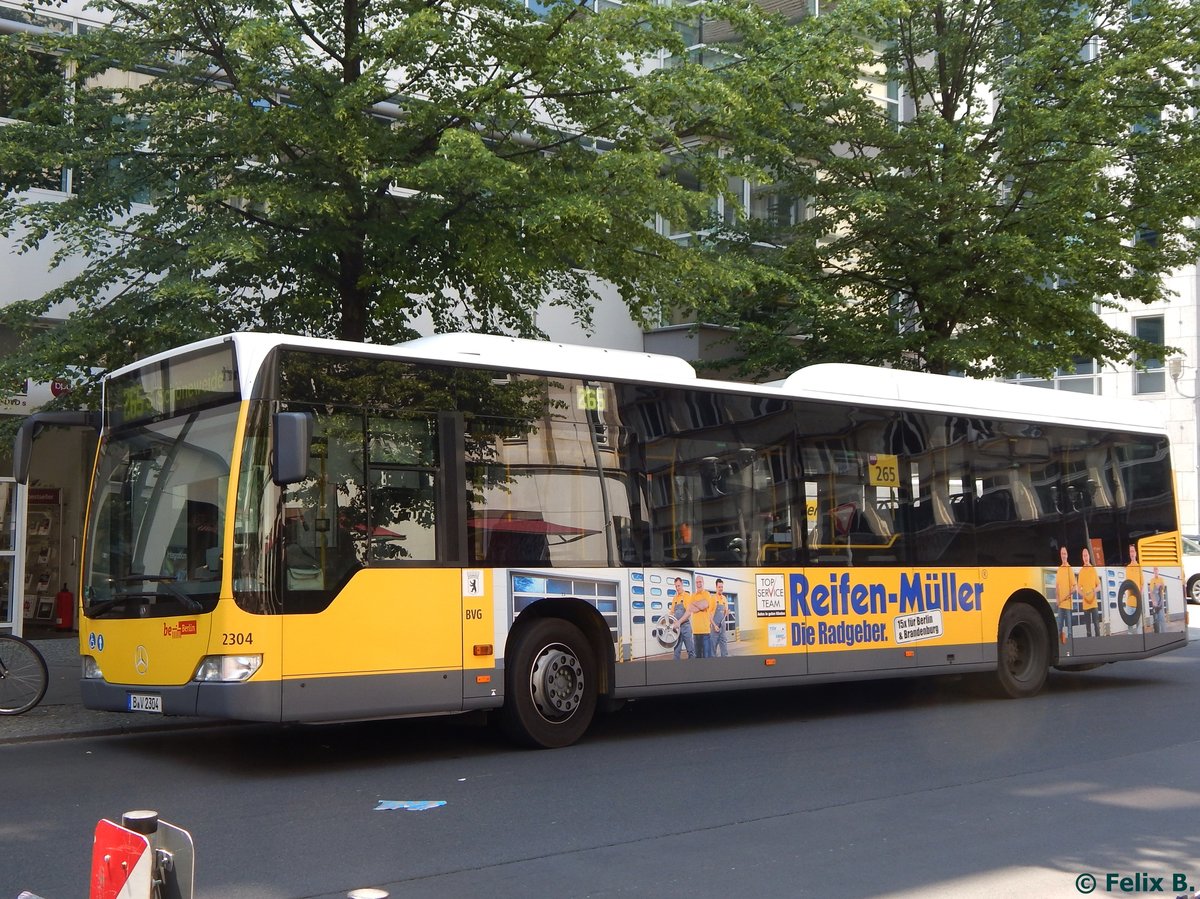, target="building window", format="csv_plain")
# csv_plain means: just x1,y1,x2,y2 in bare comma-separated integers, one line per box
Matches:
527,0,620,17
658,160,719,240
1134,315,1165,394
1008,357,1099,394
885,78,901,124
748,182,802,229
664,12,740,70
0,49,68,192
